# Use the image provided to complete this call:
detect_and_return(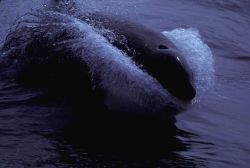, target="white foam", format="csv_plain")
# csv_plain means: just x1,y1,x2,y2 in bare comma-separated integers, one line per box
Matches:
163,28,215,102
4,10,214,112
